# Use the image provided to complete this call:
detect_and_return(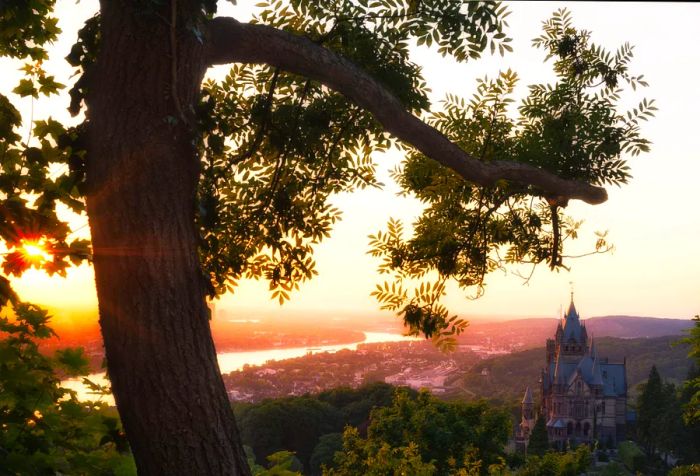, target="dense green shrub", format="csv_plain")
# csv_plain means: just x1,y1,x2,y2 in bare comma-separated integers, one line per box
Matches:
618,441,645,472
0,304,135,475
